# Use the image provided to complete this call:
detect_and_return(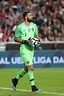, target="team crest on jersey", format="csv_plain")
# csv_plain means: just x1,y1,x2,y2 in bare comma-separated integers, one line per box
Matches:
28,28,31,32
32,28,34,32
